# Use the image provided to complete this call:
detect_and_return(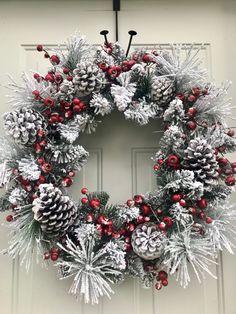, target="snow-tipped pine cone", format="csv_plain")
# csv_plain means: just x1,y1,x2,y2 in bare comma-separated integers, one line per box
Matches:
4,108,46,146
183,138,219,190
73,61,106,96
32,184,78,238
151,77,175,105
131,223,166,260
